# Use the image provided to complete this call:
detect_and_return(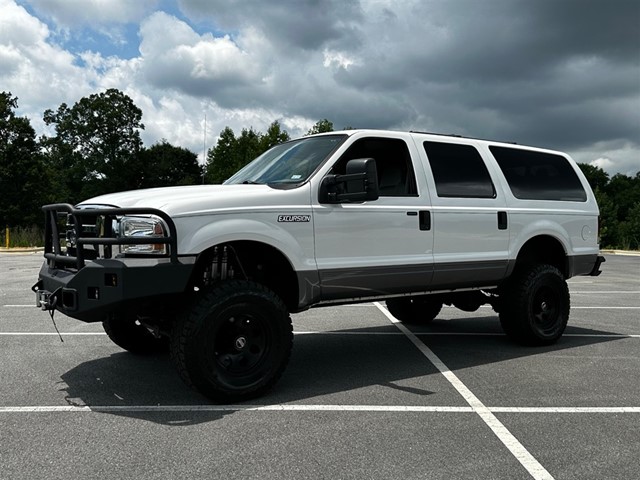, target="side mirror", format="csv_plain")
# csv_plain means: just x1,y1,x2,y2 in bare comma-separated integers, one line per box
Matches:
319,158,379,204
